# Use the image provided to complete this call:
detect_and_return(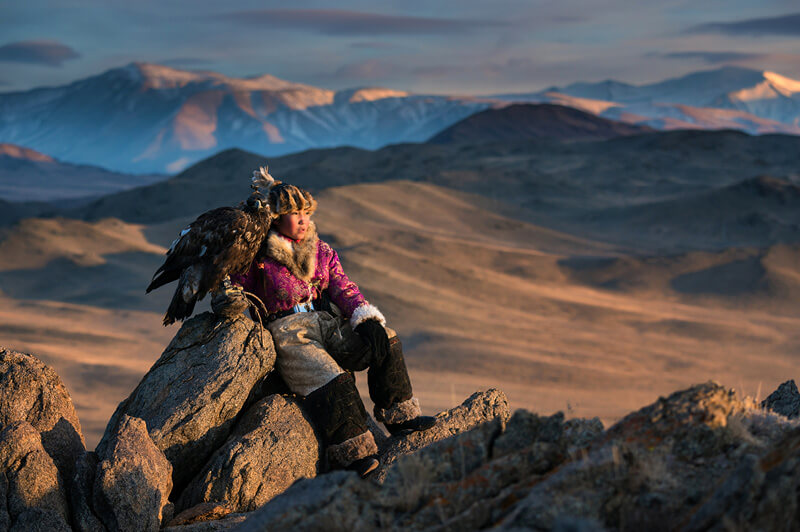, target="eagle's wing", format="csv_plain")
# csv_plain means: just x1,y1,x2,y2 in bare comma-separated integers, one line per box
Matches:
147,206,266,325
